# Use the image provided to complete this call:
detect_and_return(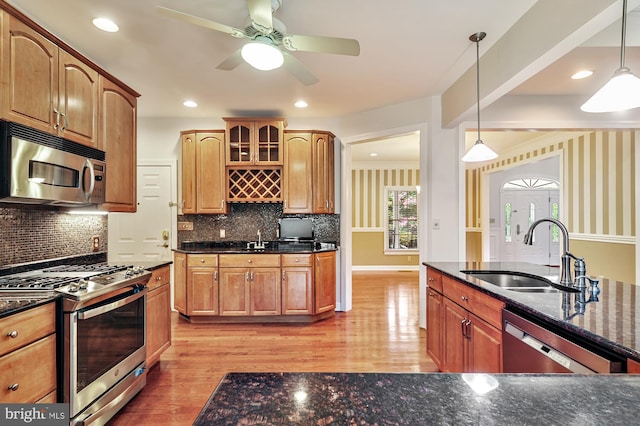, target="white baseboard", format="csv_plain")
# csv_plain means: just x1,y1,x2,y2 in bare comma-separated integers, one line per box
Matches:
352,265,420,271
